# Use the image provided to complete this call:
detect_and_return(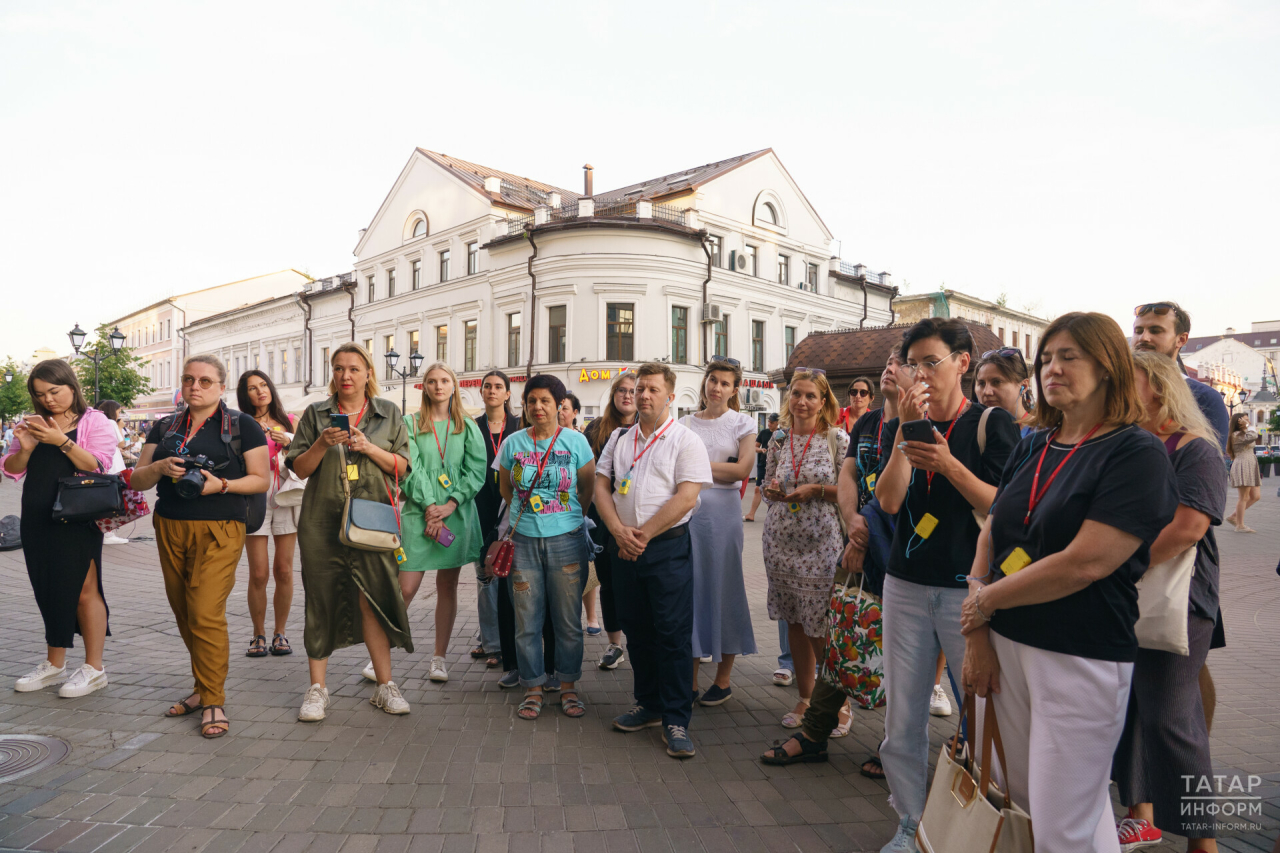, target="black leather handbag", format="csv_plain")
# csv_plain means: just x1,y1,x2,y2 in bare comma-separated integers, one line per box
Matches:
52,470,126,523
